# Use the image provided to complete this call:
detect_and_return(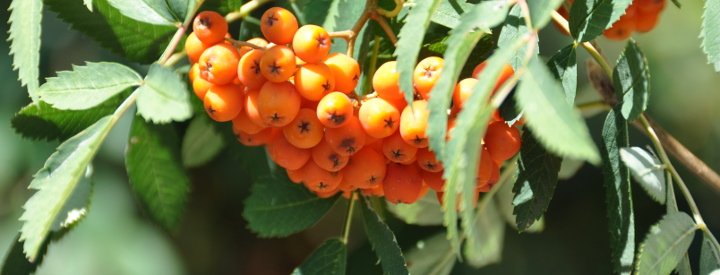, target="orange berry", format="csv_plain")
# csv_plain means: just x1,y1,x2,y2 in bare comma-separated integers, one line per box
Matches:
235,127,278,147
302,161,343,193
416,148,443,172
283,108,325,149
204,84,244,122
399,100,430,148
315,188,340,199
383,163,423,204
287,167,305,184
260,7,299,45
199,44,241,85
476,147,498,189
452,78,478,111
292,25,331,63
637,0,666,14
603,17,635,40
421,170,444,192
413,56,444,99
237,49,268,89
267,135,311,170
238,37,268,57
324,116,366,156
232,107,266,135
311,139,349,172
484,121,522,164
342,148,387,189
316,92,354,128
257,81,301,127
260,45,298,82
323,53,360,94
193,11,228,45
243,89,268,127
373,61,405,102
185,32,209,64
192,72,214,100
635,12,660,32
294,63,335,101
382,131,418,164
358,98,400,139
361,184,385,197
